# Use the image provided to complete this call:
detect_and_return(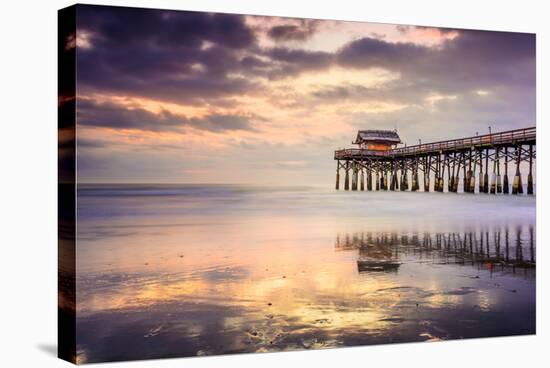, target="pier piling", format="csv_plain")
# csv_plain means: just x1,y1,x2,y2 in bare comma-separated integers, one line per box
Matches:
344,162,350,191
512,146,523,195
464,150,475,193
528,145,534,195
478,149,484,193
351,165,358,191
496,148,502,193
453,153,460,193
503,147,509,194
367,169,373,191
483,148,489,193
335,161,340,190
490,149,497,194
424,157,431,192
